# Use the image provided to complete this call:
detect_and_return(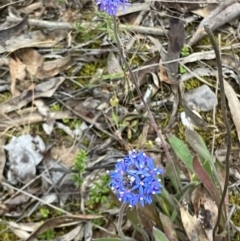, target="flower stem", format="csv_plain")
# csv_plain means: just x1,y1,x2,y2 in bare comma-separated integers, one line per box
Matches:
112,16,182,194
117,203,136,241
